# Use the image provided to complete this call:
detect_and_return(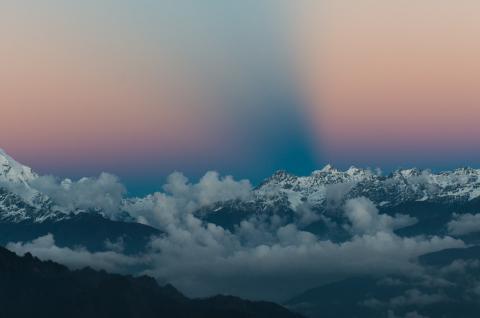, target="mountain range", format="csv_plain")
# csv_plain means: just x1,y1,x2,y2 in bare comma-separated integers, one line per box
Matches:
3,148,480,224
3,148,480,239
200,165,480,243
0,149,160,253
2,149,480,317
